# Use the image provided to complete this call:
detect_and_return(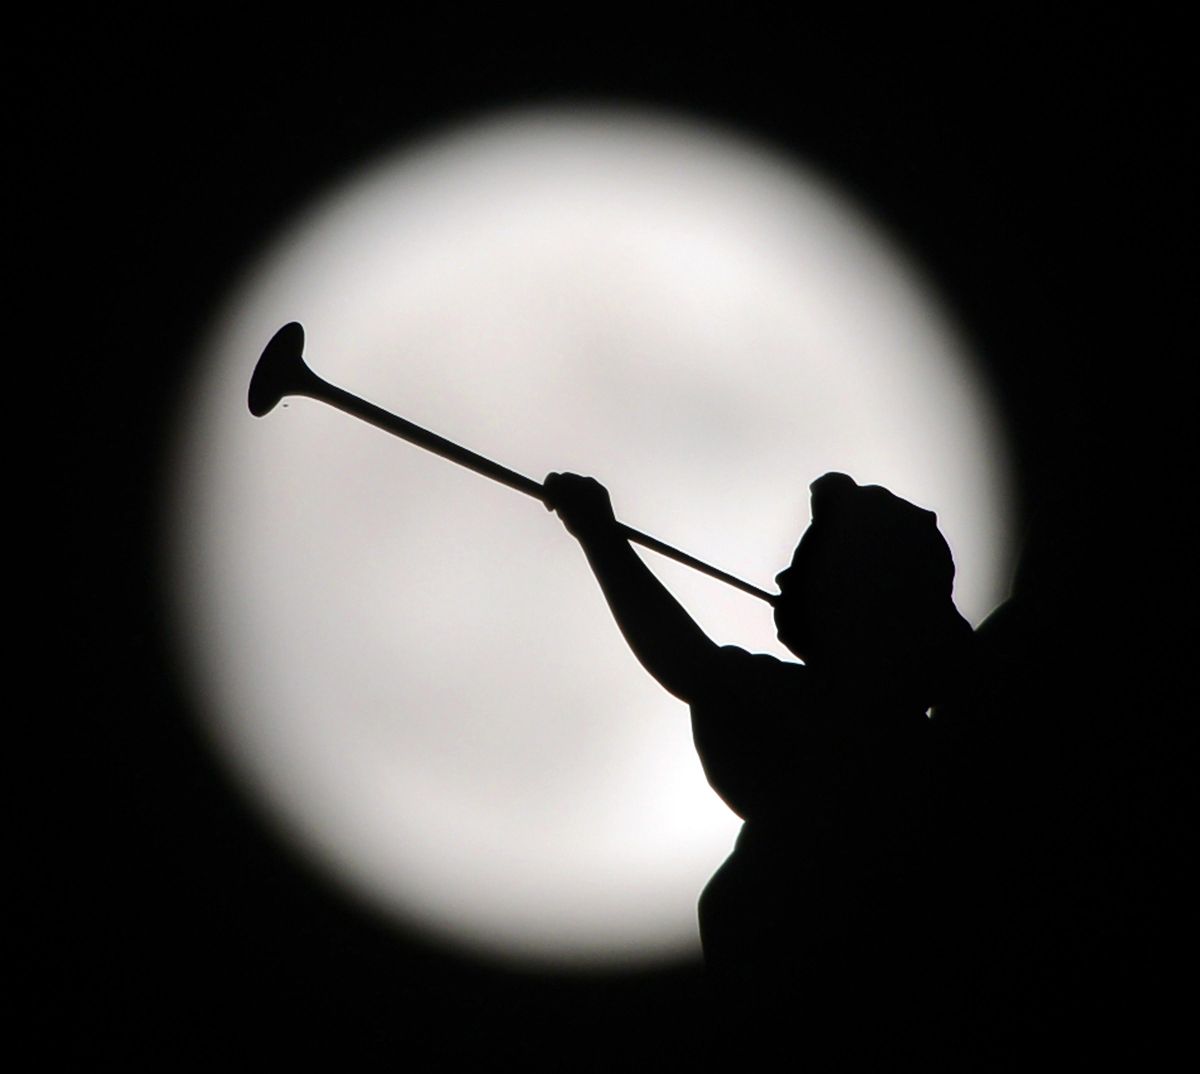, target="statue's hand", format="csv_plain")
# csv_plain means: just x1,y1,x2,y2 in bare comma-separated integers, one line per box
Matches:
544,472,619,542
